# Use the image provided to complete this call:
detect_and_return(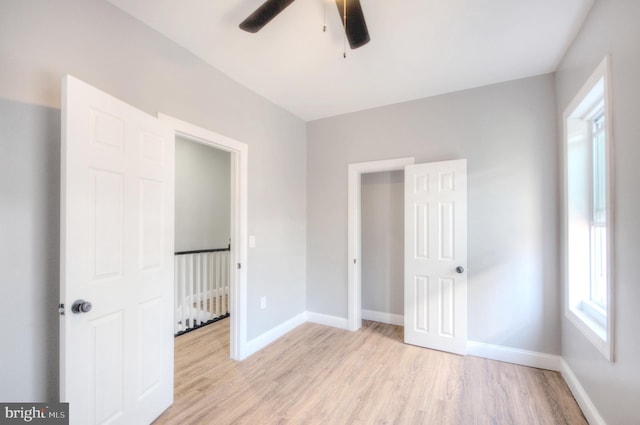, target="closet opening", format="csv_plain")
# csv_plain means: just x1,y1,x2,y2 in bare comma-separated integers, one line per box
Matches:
361,170,404,326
